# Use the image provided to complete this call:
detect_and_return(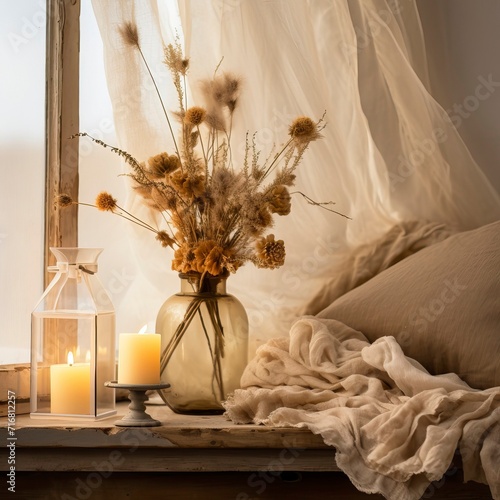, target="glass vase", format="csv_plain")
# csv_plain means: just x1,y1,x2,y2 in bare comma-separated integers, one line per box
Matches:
156,272,248,414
